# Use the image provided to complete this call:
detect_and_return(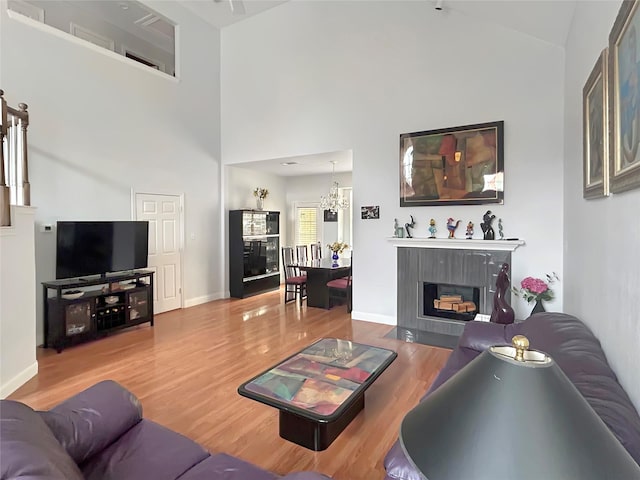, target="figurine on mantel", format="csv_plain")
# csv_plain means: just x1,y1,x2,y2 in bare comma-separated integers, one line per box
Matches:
405,215,416,238
393,218,399,237
446,218,461,239
428,218,437,238
465,221,474,240
498,218,504,240
480,210,496,240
